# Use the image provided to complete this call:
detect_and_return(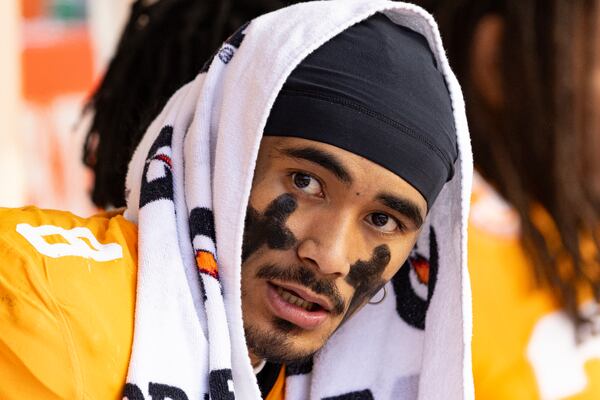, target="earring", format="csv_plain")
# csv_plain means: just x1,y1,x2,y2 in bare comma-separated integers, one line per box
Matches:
368,286,387,305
